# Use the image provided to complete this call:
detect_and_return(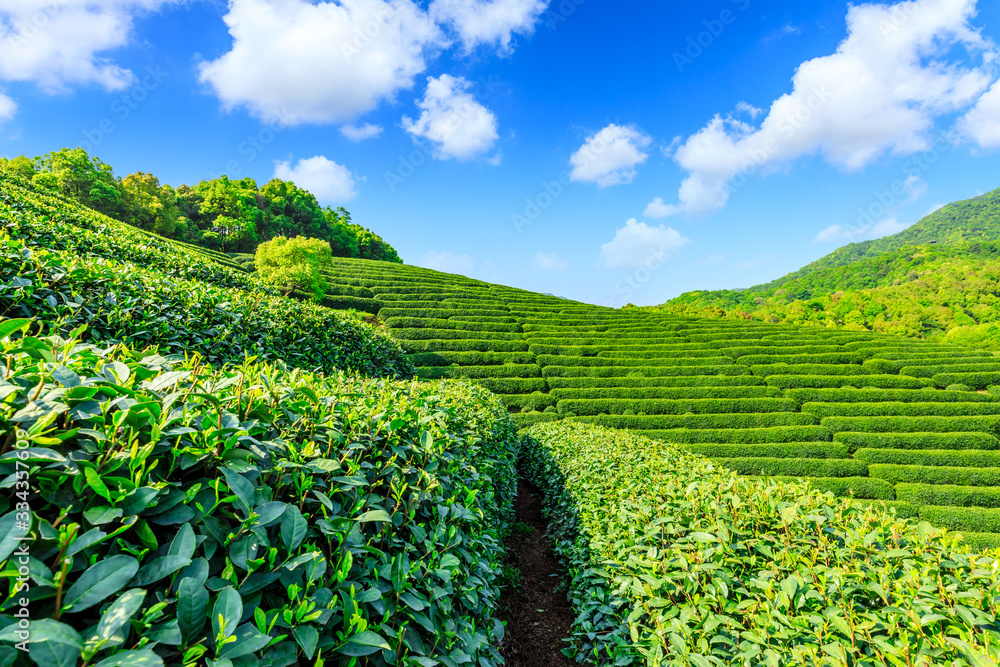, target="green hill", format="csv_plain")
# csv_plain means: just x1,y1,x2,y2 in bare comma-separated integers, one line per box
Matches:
6,173,1000,665
659,187,1000,349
